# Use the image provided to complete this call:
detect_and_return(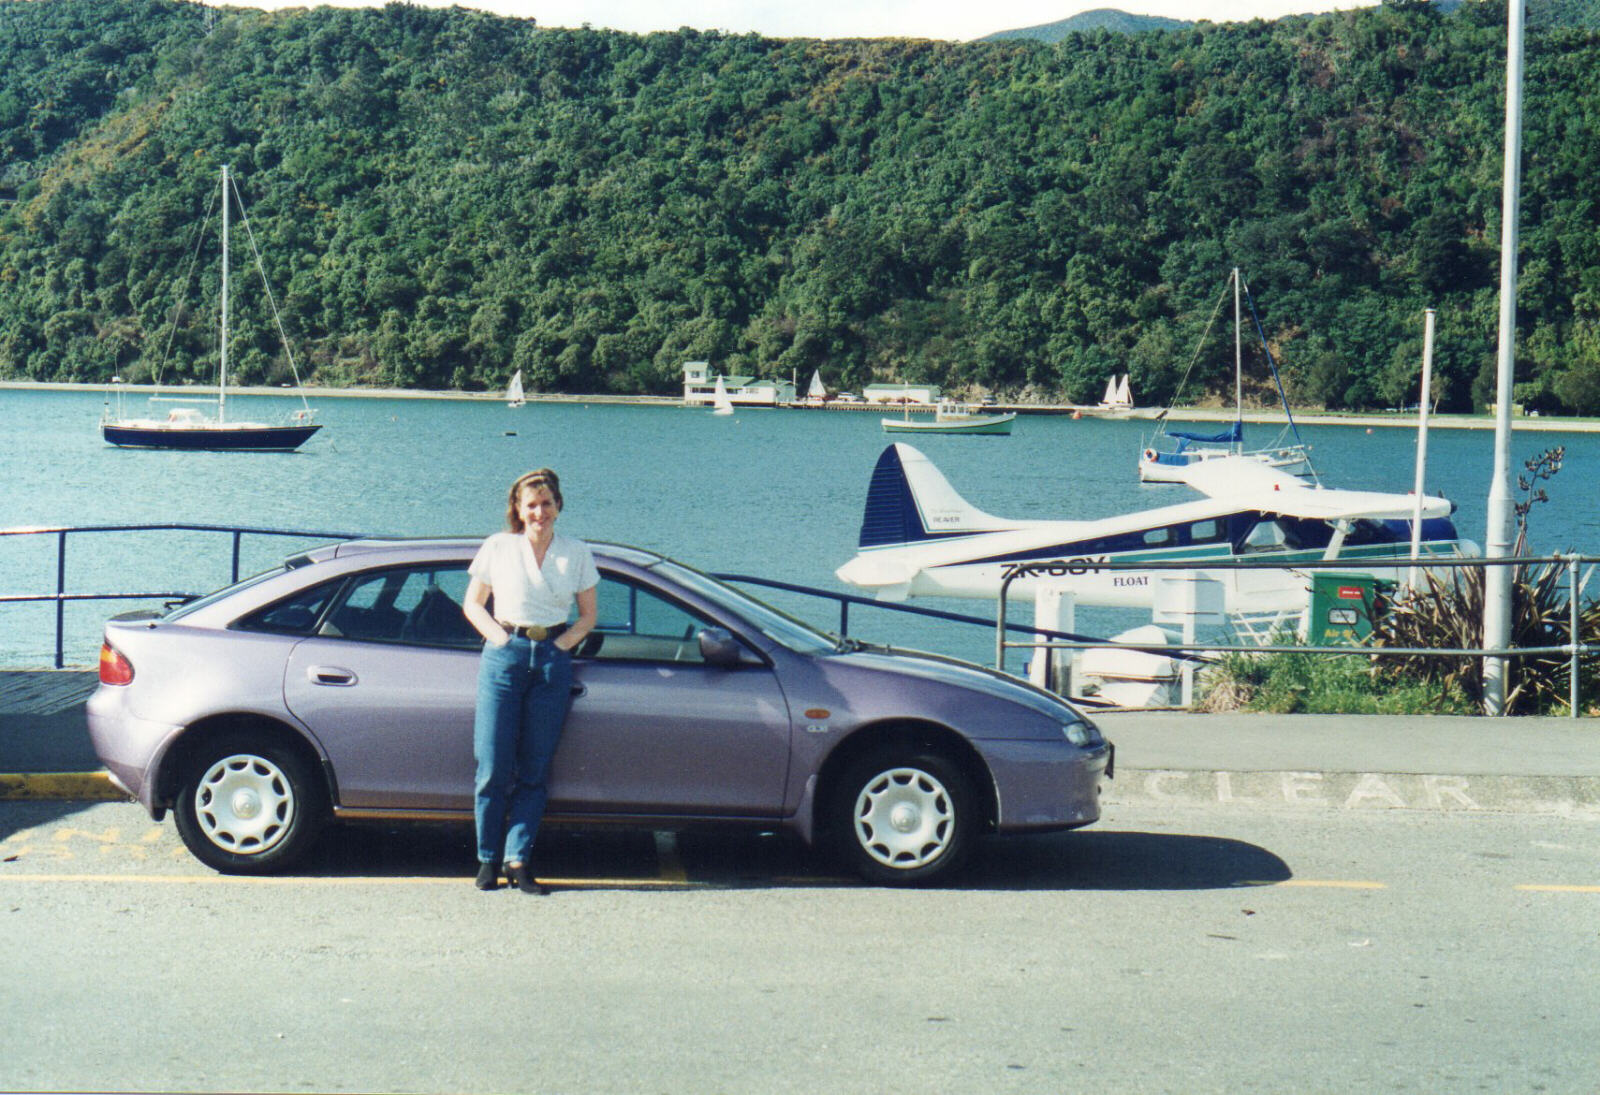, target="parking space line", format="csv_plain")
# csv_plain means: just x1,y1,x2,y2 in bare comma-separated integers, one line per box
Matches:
0,873,704,887
1246,879,1388,889
1515,884,1600,893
